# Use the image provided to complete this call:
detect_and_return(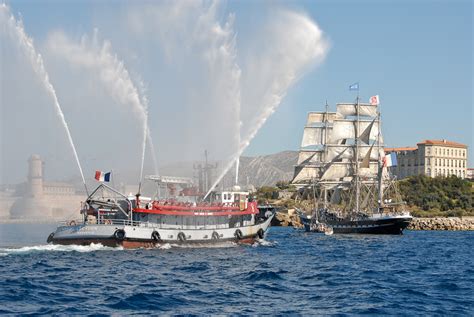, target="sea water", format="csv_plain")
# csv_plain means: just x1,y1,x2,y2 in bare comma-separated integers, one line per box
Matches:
0,224,472,315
